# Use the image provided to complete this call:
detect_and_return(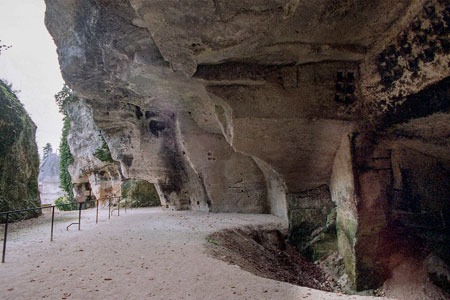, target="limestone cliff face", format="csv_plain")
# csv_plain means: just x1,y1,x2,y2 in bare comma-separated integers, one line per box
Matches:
65,98,123,201
45,0,450,290
0,80,40,221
